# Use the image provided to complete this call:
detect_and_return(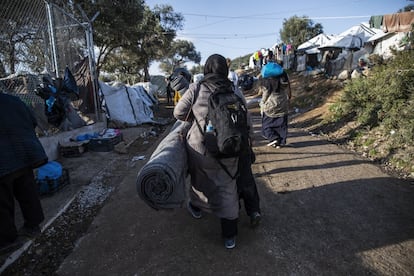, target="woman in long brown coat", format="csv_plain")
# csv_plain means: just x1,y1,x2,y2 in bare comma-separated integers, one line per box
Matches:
173,54,248,249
